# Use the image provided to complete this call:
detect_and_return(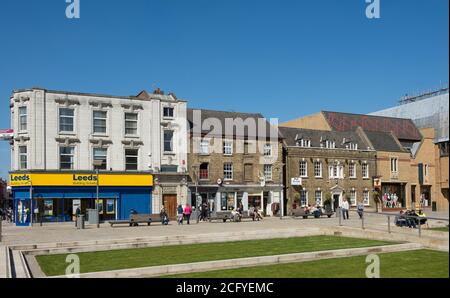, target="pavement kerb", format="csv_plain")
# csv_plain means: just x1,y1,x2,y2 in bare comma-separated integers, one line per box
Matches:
47,243,424,278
